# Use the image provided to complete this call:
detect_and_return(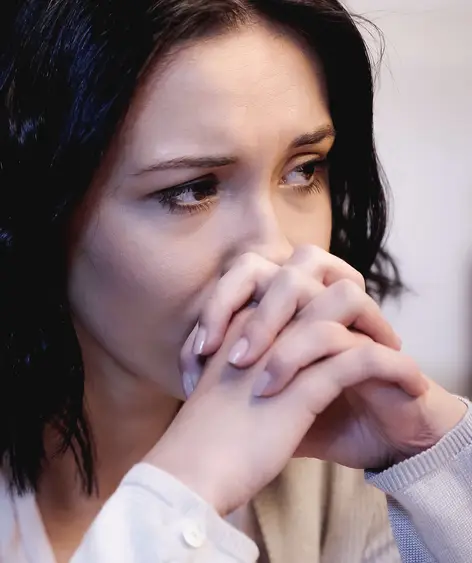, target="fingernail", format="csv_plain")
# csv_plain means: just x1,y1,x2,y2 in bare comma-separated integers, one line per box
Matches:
228,337,249,365
193,327,207,355
252,371,273,398
182,371,196,398
182,370,200,398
